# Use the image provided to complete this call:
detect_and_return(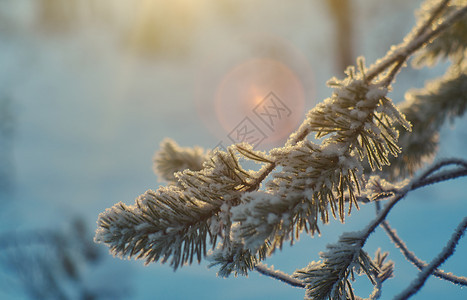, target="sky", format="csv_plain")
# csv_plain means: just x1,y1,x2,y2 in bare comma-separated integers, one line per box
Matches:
0,0,466,299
